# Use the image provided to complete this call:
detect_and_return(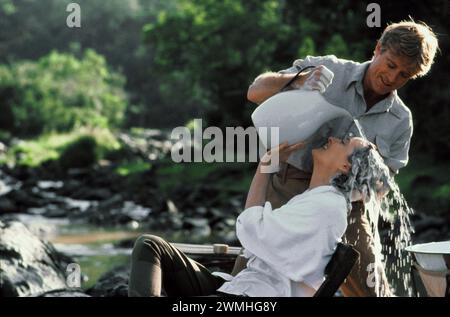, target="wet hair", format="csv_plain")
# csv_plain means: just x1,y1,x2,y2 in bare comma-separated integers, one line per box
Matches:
378,19,439,78
331,145,393,211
